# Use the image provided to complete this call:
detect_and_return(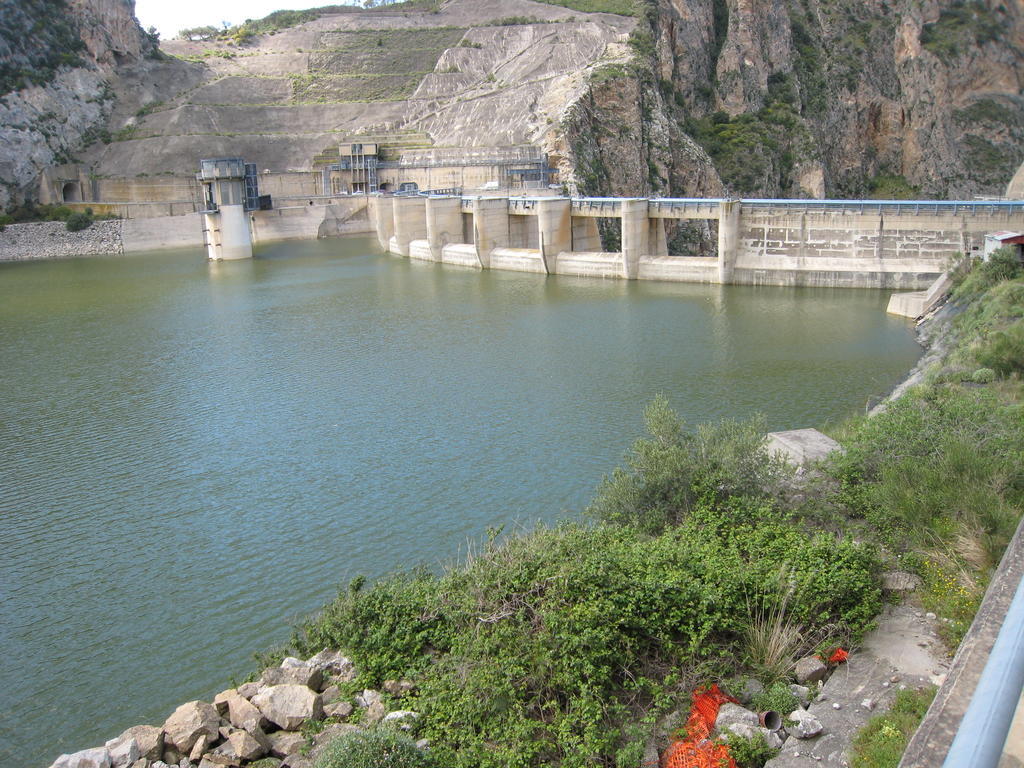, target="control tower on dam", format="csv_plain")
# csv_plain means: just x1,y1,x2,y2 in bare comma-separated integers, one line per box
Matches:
370,195,1024,290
